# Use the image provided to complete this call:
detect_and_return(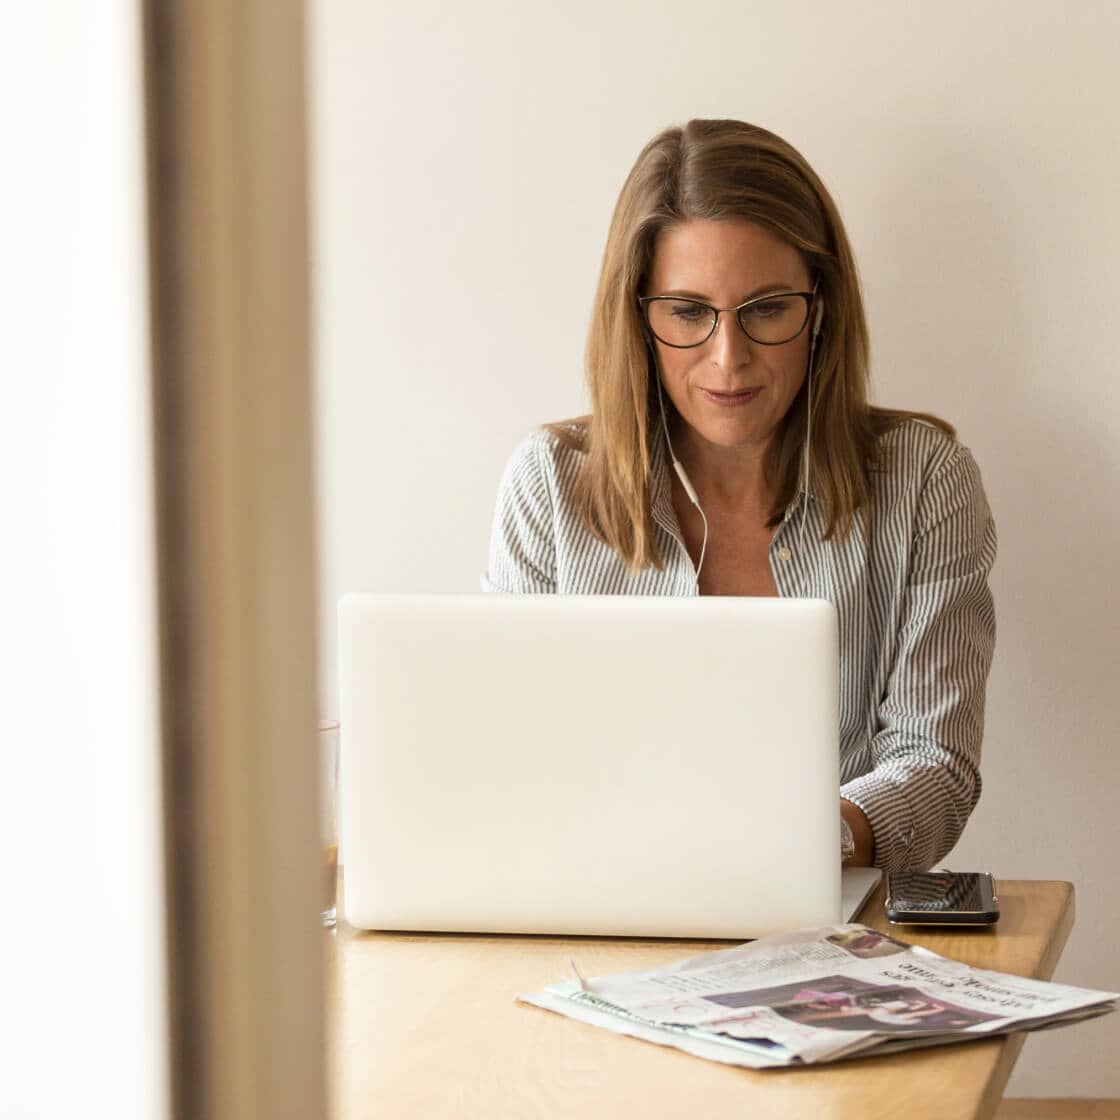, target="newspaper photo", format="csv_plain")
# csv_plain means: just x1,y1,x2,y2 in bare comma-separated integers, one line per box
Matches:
520,925,1117,1068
